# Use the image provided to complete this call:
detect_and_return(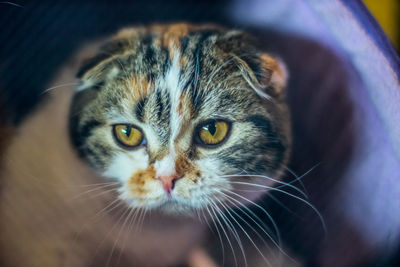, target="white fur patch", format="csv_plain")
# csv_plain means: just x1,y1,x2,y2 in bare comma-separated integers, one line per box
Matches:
154,152,177,177
102,149,149,182
164,51,185,144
